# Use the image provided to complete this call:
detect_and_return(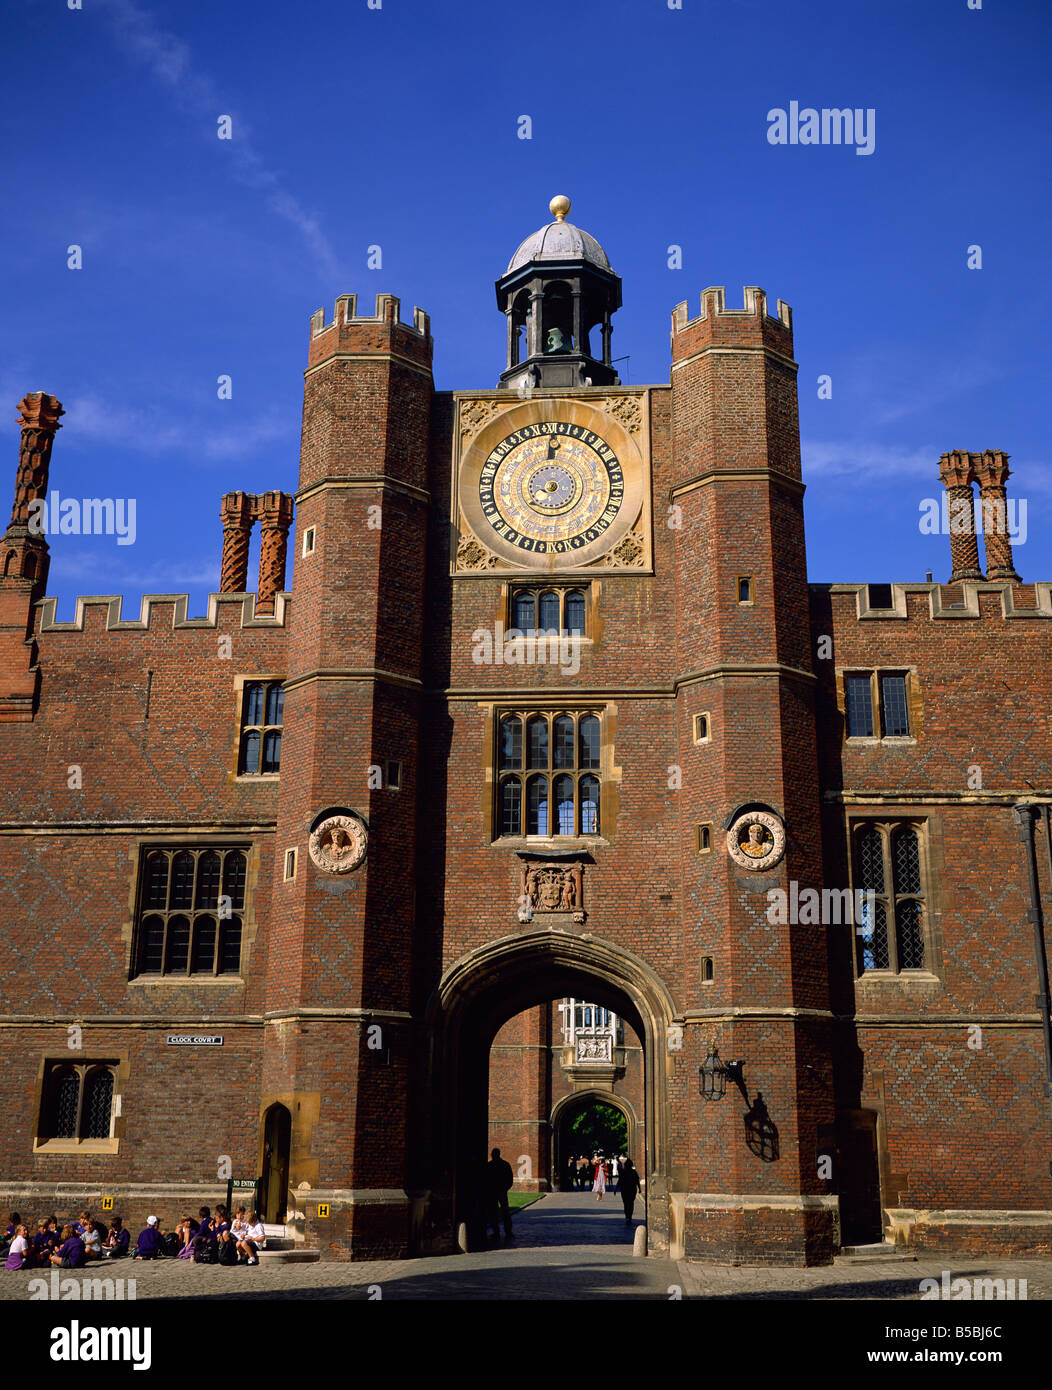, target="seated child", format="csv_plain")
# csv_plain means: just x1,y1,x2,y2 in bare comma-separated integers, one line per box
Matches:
133,1215,164,1260
4,1224,28,1271
102,1217,130,1258
236,1211,267,1266
230,1207,249,1243
50,1225,85,1269
82,1218,103,1261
